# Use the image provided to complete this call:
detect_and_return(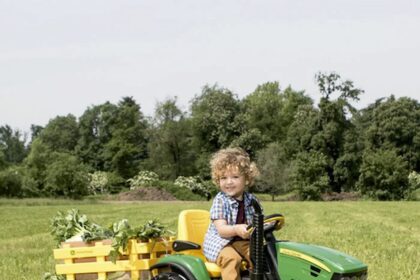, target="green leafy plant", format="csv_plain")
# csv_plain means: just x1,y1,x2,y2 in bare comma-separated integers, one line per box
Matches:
50,209,112,246
50,209,173,263
109,219,134,262
137,219,169,240
109,218,173,263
